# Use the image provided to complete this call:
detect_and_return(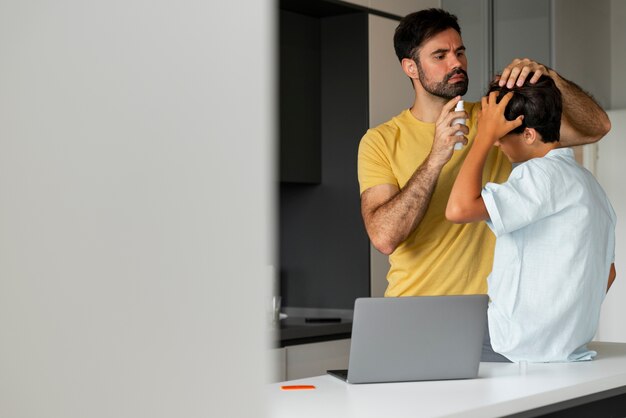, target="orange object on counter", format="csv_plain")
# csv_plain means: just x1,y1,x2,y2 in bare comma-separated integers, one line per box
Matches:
280,385,316,391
